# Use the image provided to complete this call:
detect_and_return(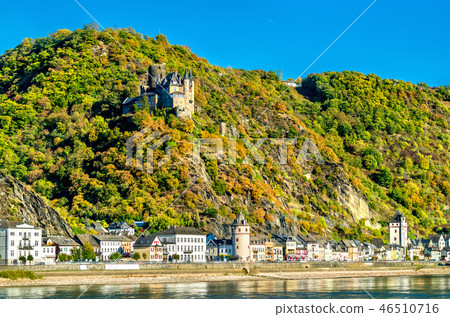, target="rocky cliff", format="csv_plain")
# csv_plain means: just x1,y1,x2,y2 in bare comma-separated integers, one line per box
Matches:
0,172,72,236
